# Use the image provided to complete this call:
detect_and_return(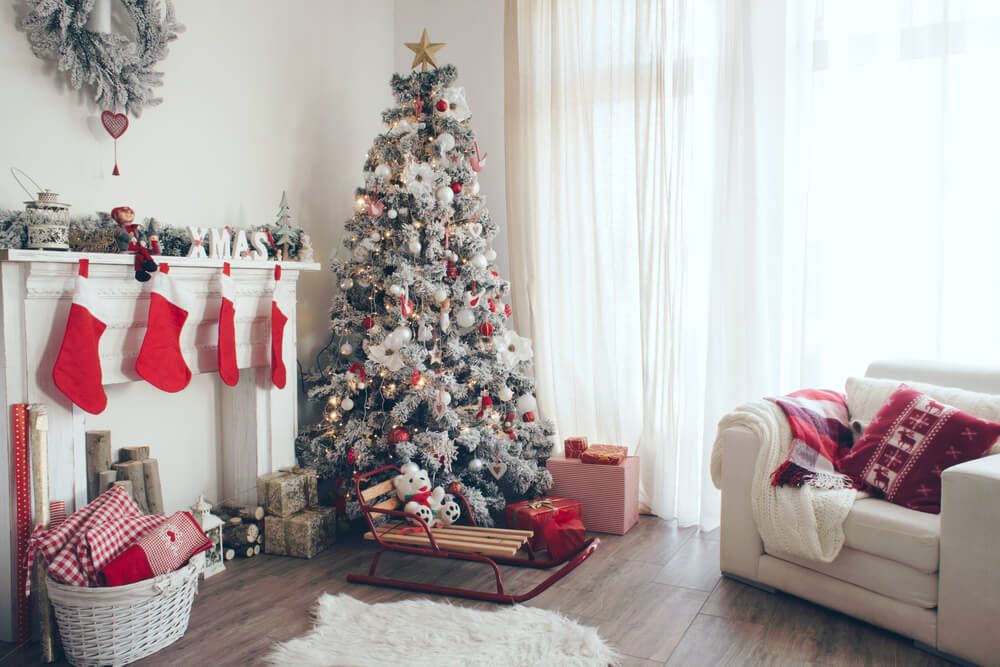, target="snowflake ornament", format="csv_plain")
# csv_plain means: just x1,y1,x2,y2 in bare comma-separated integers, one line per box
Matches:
426,433,458,472
439,87,471,122
497,330,534,367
